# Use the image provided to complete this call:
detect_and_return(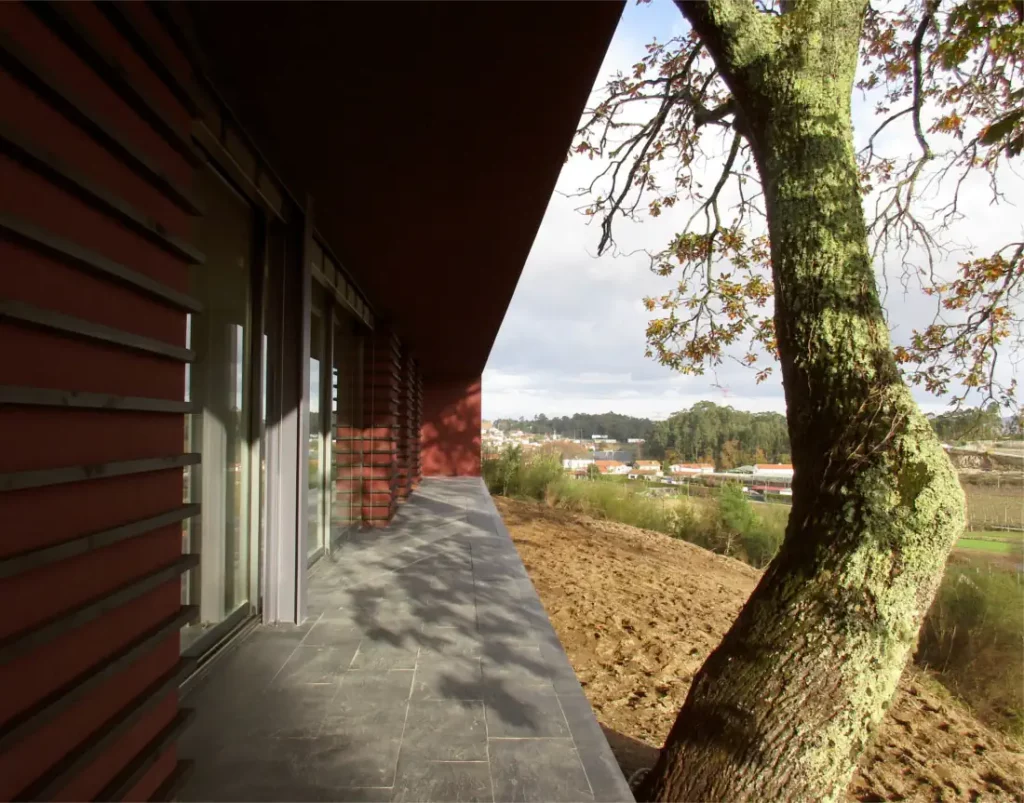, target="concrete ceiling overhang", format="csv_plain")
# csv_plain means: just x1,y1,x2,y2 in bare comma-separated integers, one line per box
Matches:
187,1,624,379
